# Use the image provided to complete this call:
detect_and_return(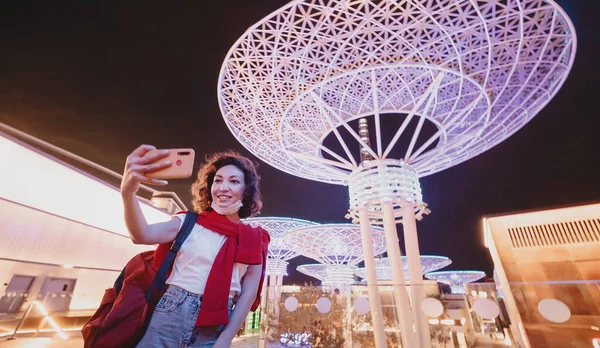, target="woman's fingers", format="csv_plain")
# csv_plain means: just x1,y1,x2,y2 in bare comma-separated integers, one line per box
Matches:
144,160,172,173
130,160,171,174
136,149,170,165
122,145,171,194
130,171,149,182
127,145,169,166
130,144,157,158
130,171,168,186
149,178,169,186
